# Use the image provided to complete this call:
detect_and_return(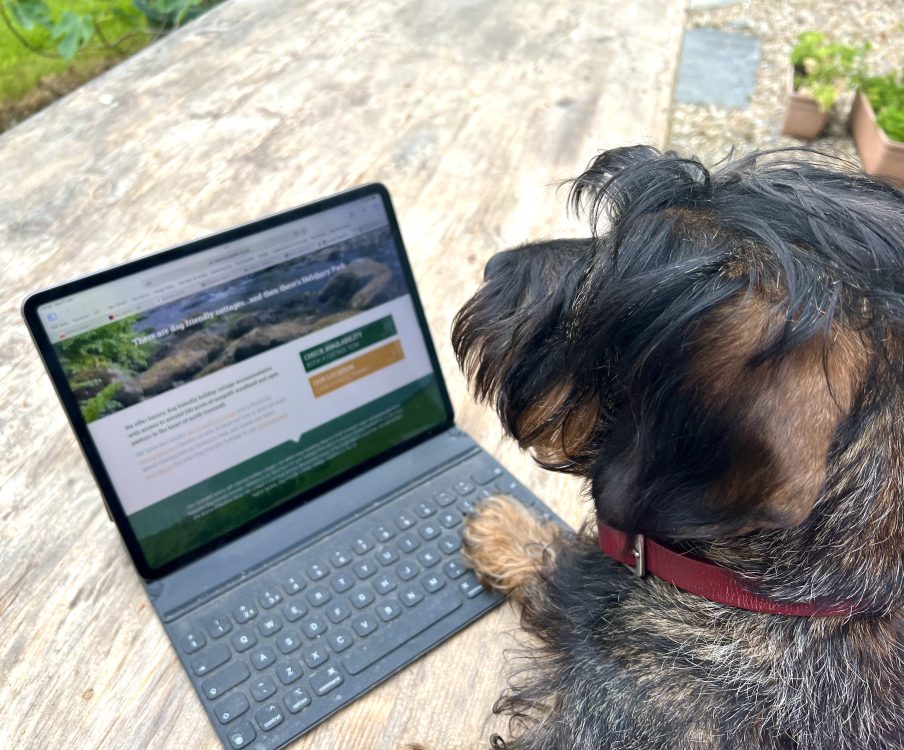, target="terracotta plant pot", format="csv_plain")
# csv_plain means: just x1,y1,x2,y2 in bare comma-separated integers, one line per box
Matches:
782,66,829,139
850,90,904,186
